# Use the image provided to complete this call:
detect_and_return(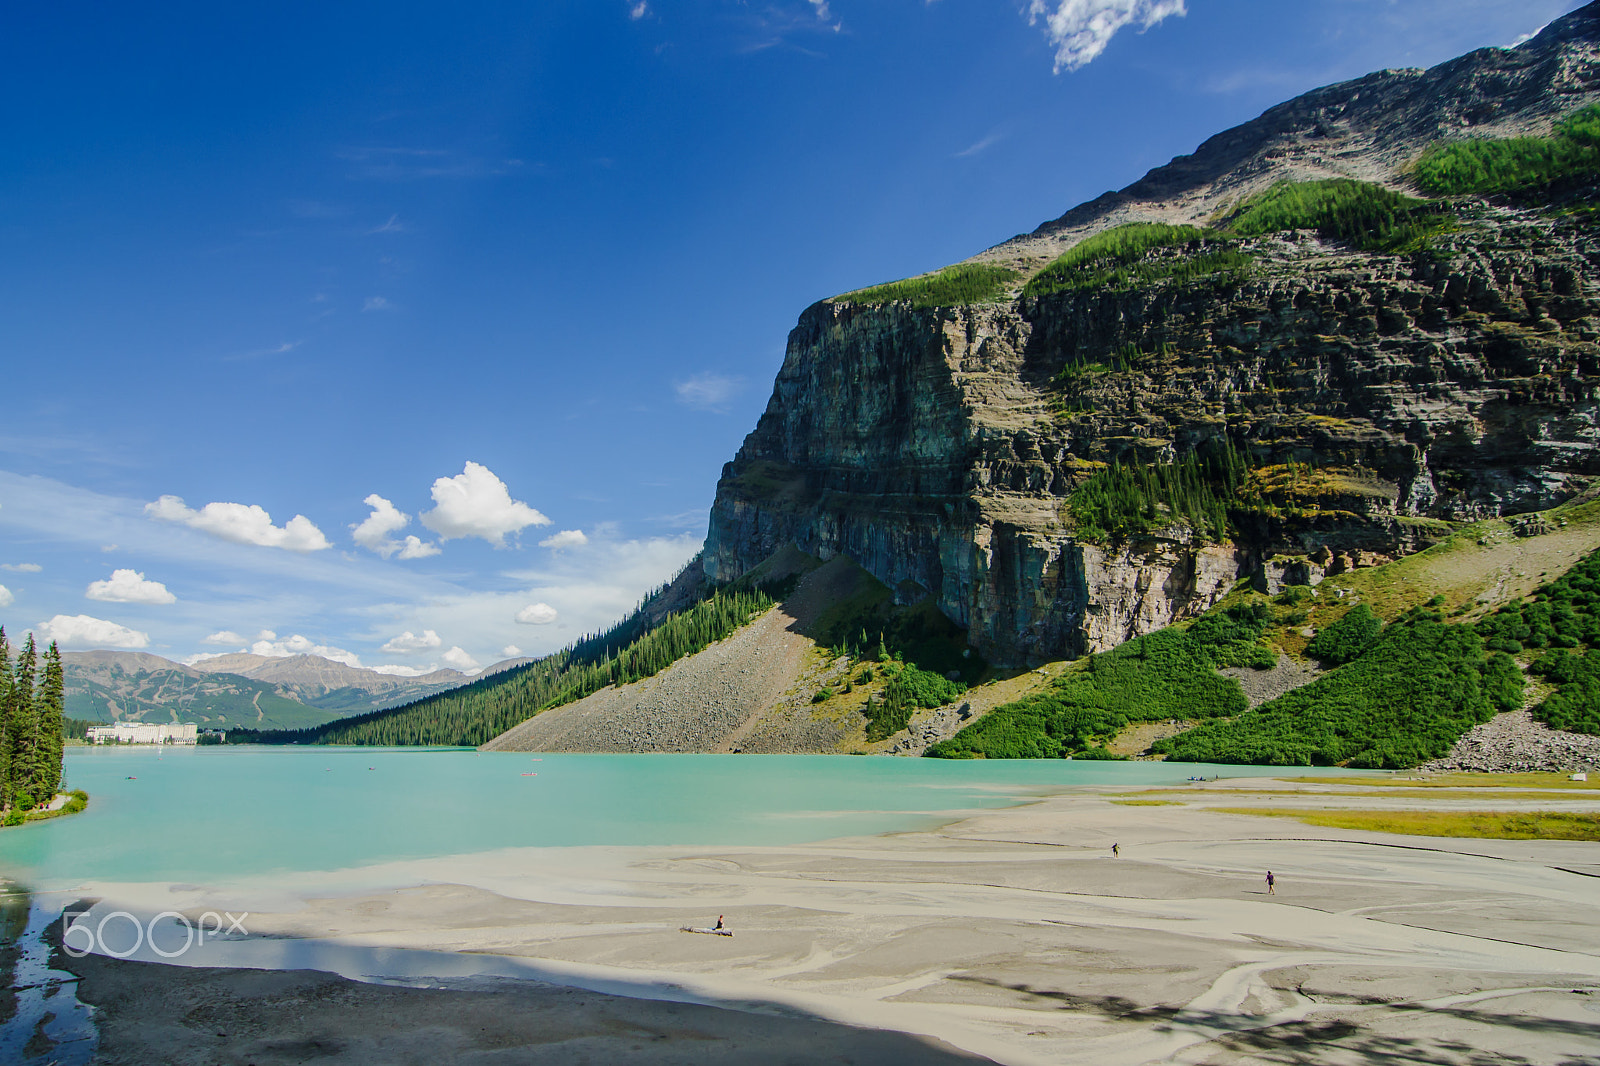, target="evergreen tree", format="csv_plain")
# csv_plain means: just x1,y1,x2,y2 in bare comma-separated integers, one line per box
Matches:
0,628,11,810
8,634,38,808
36,642,64,799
